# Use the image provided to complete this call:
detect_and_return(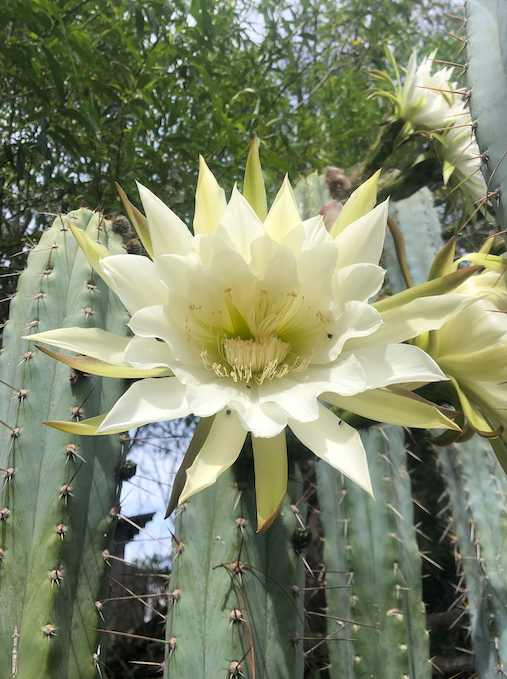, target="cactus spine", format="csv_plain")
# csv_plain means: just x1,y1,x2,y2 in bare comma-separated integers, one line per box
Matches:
0,209,129,678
